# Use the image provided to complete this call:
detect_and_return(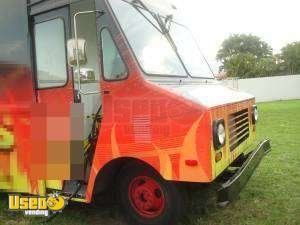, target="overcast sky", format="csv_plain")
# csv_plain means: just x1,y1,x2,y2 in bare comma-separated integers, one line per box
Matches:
169,0,300,73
